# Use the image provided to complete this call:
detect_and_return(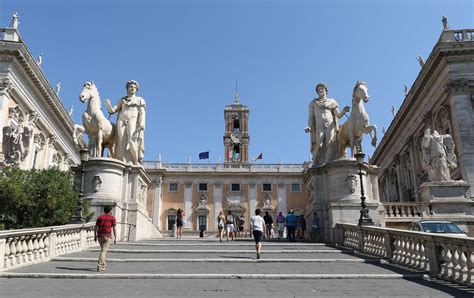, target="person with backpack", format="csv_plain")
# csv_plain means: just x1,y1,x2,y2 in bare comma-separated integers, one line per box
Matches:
263,211,274,239
286,210,297,242
226,210,236,242
276,212,286,239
